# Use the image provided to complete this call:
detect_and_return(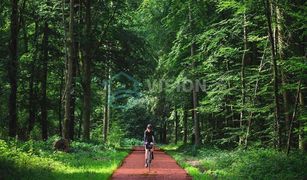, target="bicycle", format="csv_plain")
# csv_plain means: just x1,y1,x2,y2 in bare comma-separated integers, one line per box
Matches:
145,142,154,172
